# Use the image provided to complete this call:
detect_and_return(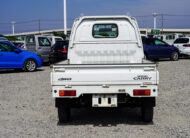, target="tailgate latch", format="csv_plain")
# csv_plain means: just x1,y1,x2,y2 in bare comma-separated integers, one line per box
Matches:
65,85,72,88
102,85,109,88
